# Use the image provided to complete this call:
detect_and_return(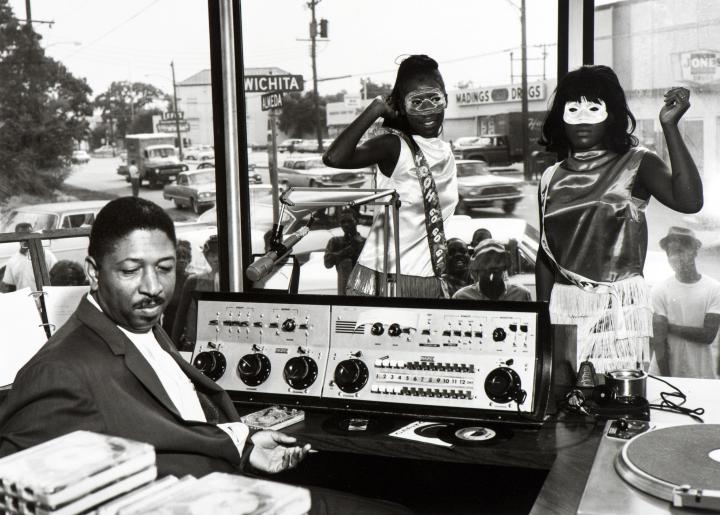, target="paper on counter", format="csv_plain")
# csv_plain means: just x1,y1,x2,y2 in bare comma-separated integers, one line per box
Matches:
43,286,88,334
389,421,453,447
0,288,48,386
